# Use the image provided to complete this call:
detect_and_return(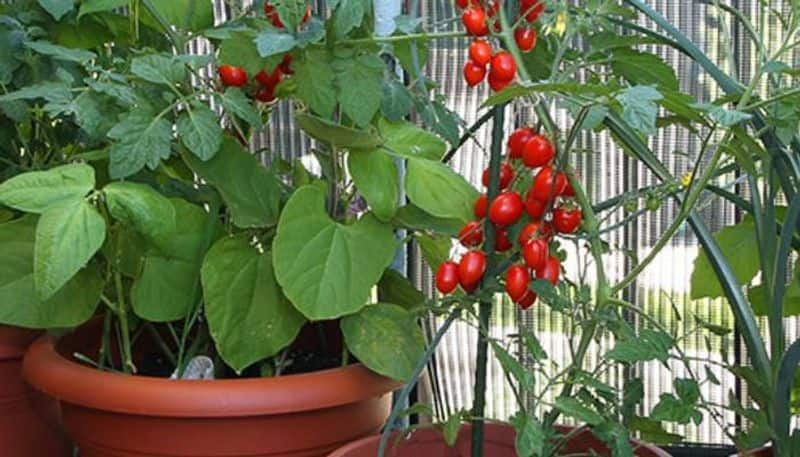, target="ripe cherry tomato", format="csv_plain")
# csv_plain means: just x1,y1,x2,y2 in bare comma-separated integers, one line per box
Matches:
218,65,248,87
530,166,567,202
552,207,582,234
280,53,294,75
474,194,488,218
519,0,544,22
486,0,500,17
495,228,512,252
459,250,486,290
488,71,512,91
301,4,312,23
514,27,537,52
521,134,554,168
463,61,487,87
456,0,470,9
517,290,537,309
254,86,276,103
458,220,484,247
505,264,530,302
525,193,546,219
518,220,553,245
264,3,284,28
488,191,524,226
481,162,514,189
469,40,492,66
462,7,488,36
507,127,534,159
522,238,548,270
256,67,283,88
536,255,560,285
435,261,460,294
489,51,516,82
